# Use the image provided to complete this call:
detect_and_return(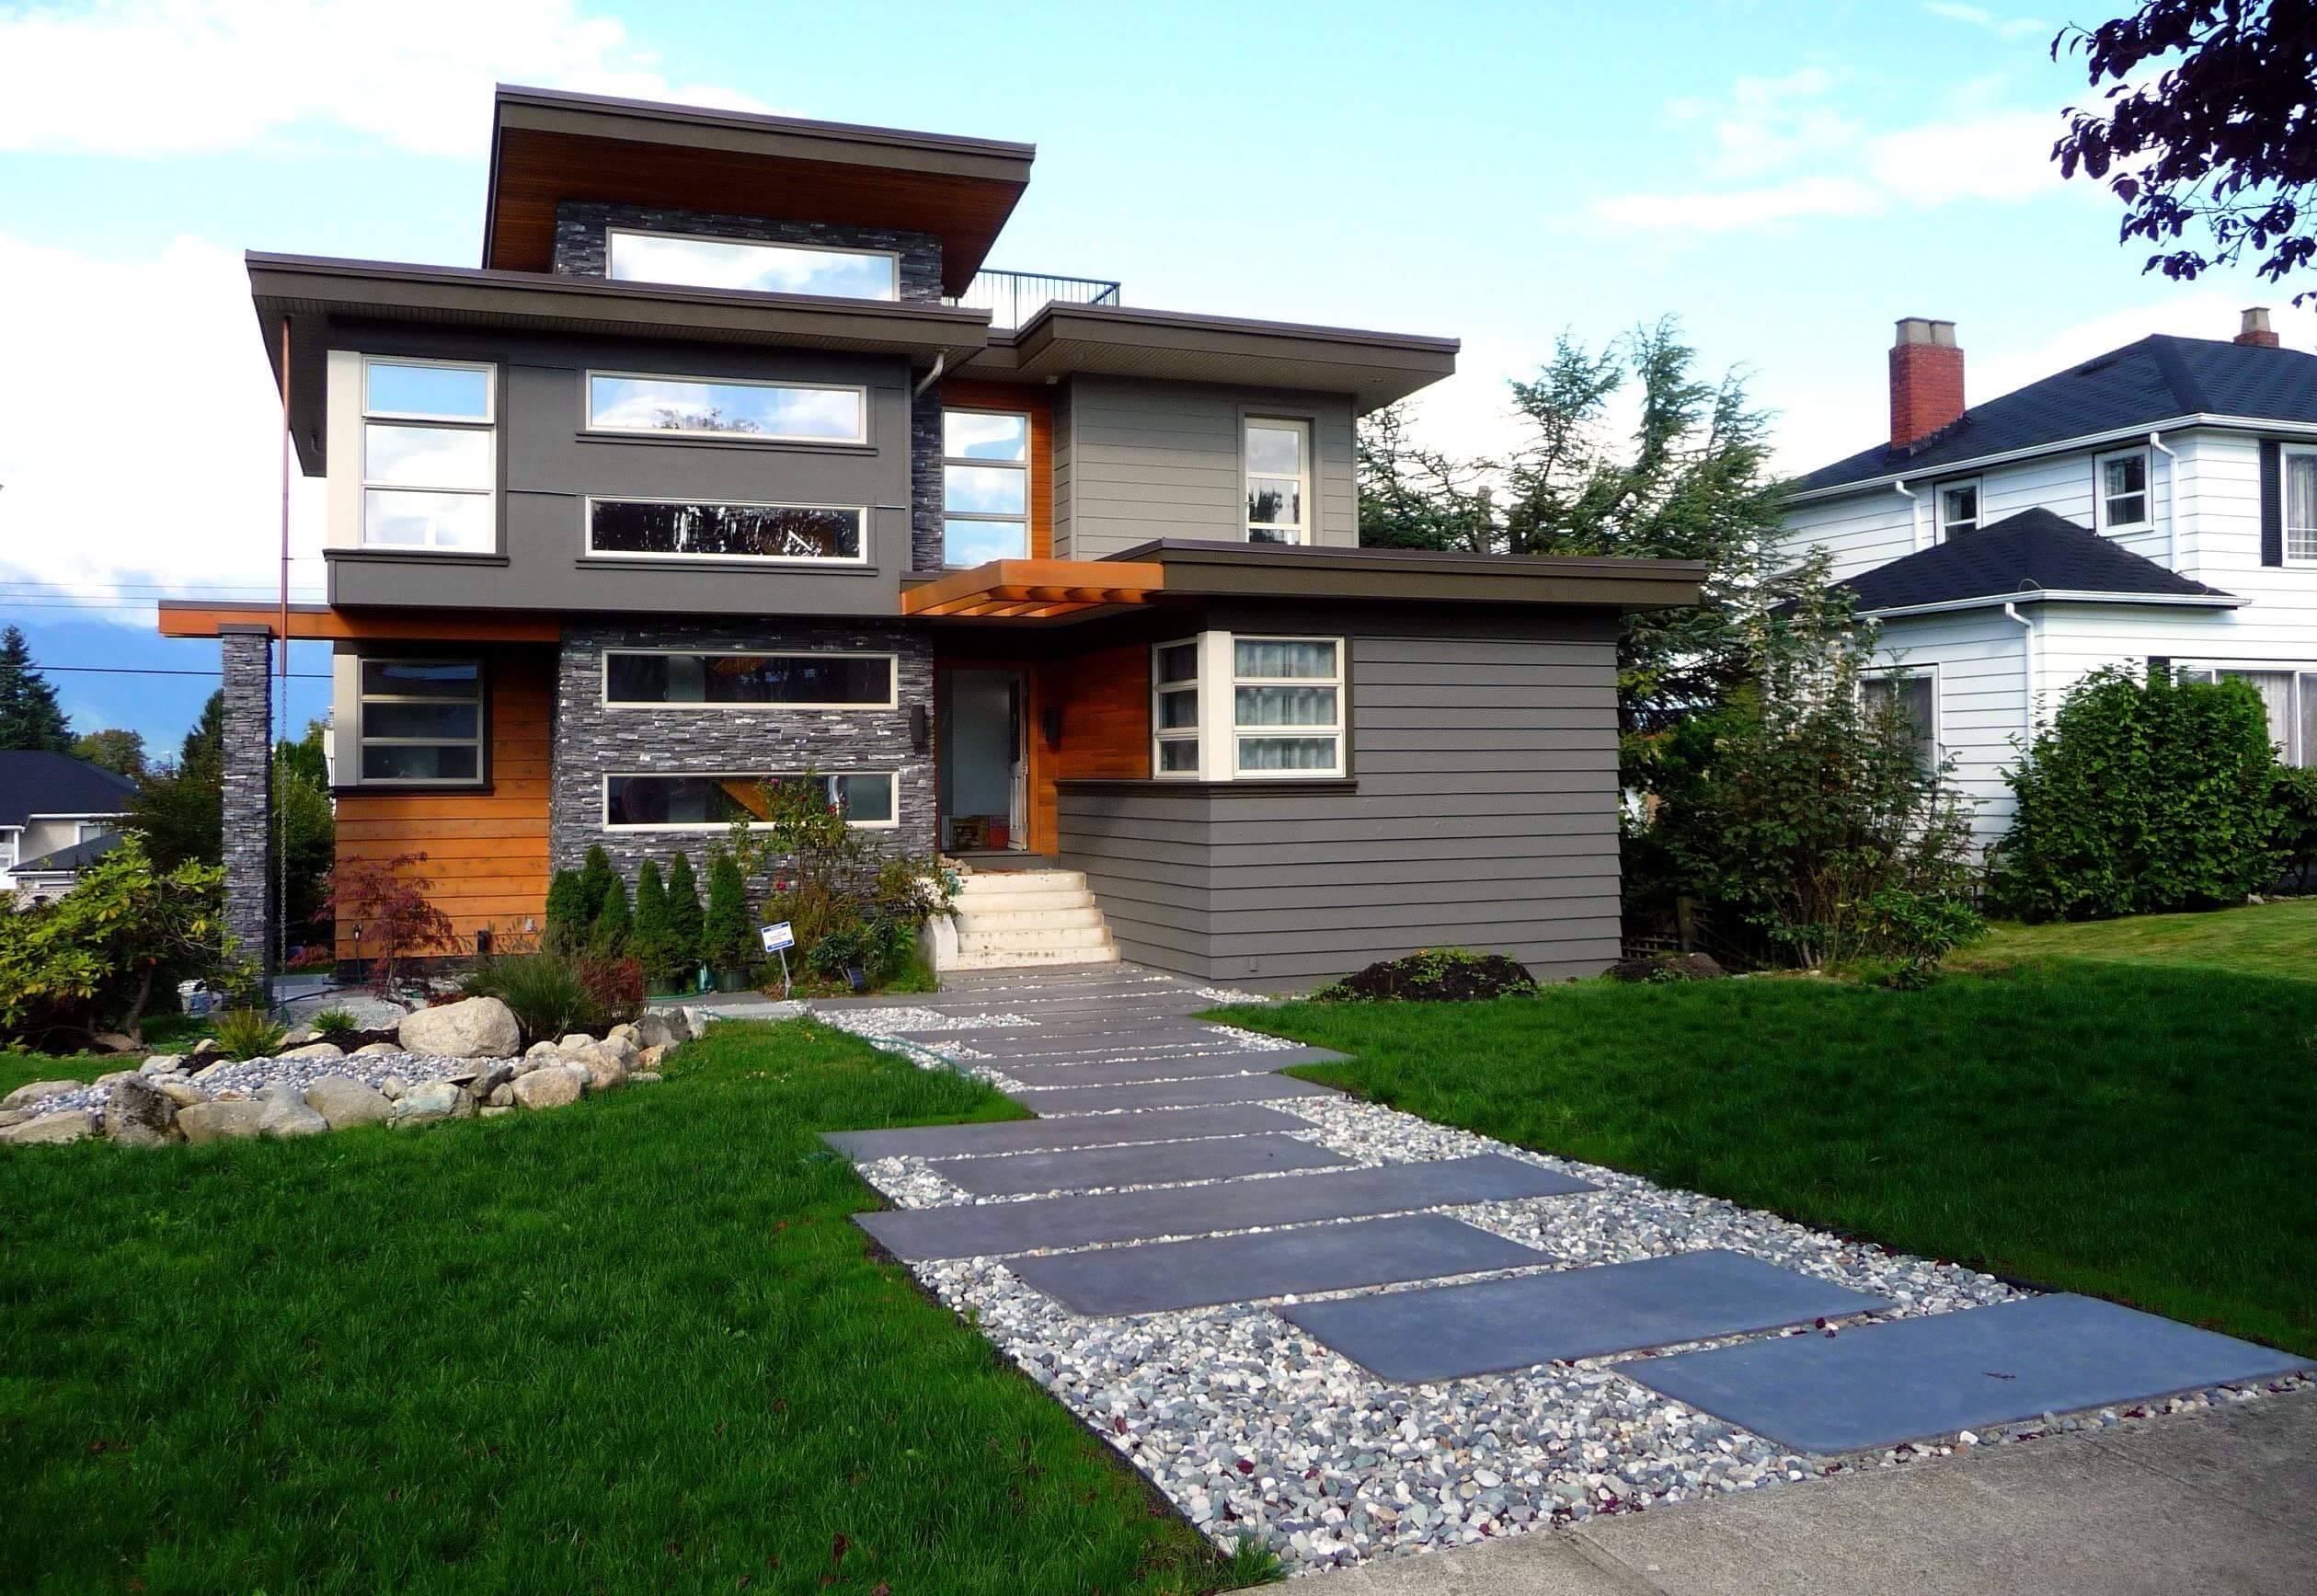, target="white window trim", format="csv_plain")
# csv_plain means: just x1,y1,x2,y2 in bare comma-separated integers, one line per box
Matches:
2280,443,2317,566
599,649,899,711
1244,416,1313,545
606,227,901,302
1150,630,1347,780
2174,661,2317,765
600,771,900,831
583,369,869,446
941,405,1033,567
582,496,870,567
1863,662,1942,775
2094,445,2153,536
1934,477,1982,540
359,356,497,552
355,657,486,788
